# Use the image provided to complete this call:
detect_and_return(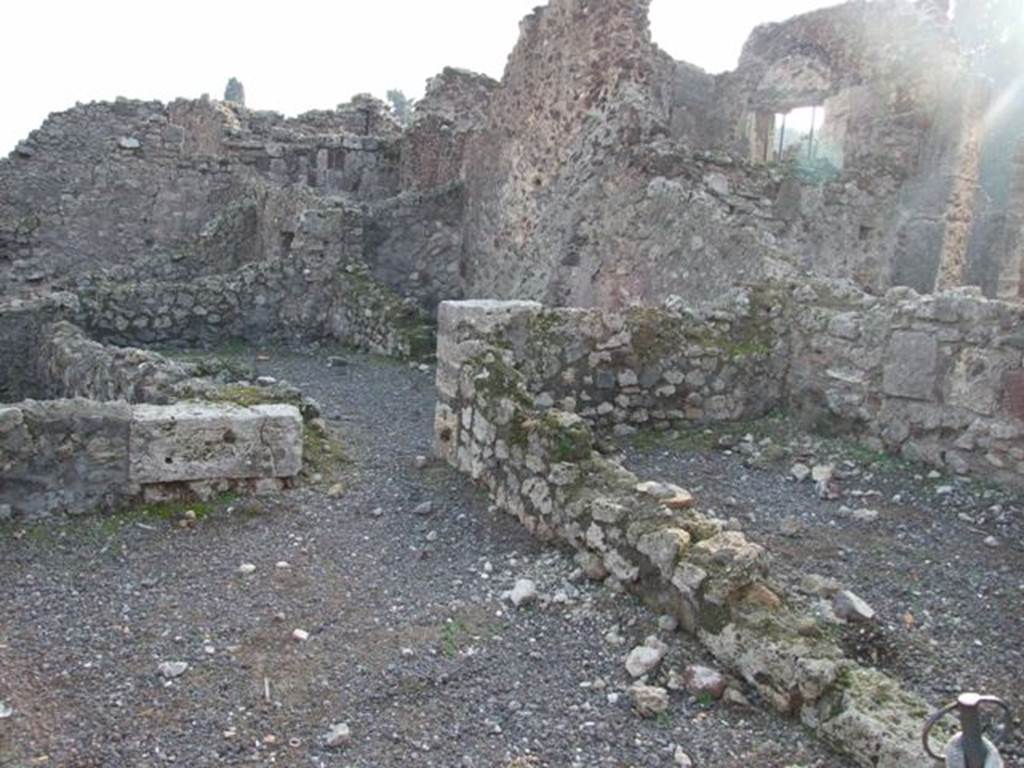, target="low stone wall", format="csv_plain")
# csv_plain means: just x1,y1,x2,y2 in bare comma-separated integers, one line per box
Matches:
78,257,432,359
434,279,1024,487
0,399,133,519
787,281,1024,484
436,294,786,438
434,299,937,768
36,321,199,403
0,399,302,520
